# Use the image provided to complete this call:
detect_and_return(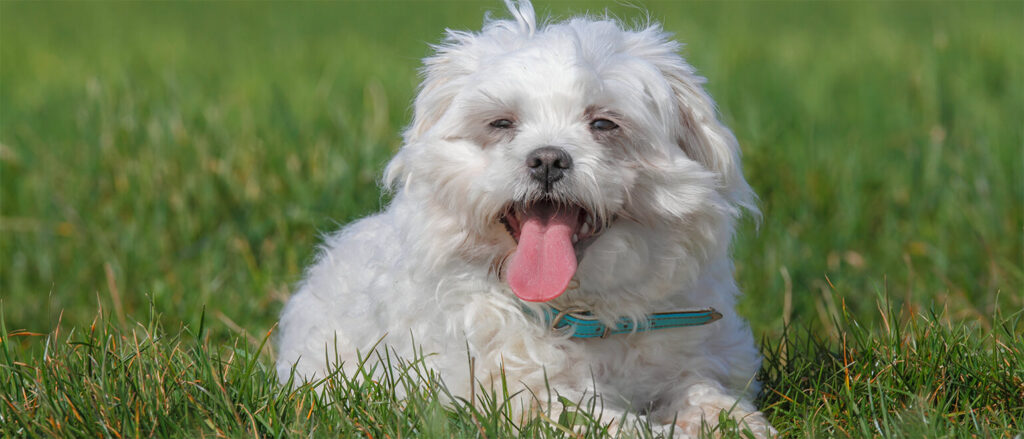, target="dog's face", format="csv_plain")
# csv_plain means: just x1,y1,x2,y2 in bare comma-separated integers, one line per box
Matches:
385,7,754,305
